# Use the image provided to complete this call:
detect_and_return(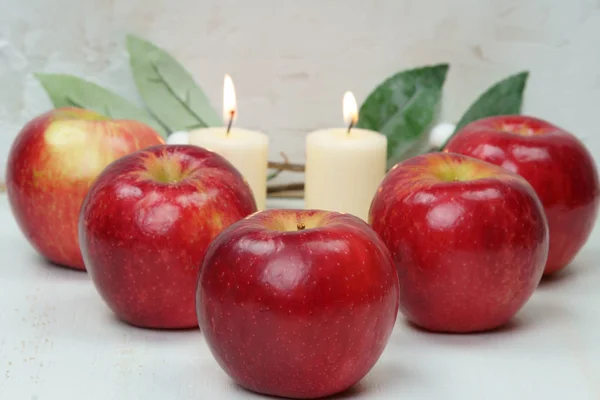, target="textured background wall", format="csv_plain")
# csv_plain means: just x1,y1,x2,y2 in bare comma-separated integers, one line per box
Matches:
1,0,600,181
